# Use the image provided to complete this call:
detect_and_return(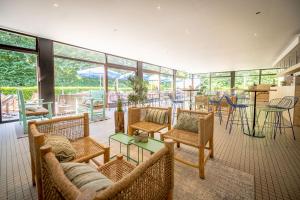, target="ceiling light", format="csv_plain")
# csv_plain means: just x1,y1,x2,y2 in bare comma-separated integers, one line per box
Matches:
53,3,59,7
254,33,257,37
157,5,161,10
256,11,261,15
